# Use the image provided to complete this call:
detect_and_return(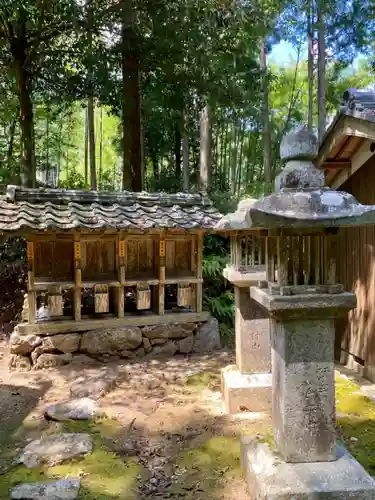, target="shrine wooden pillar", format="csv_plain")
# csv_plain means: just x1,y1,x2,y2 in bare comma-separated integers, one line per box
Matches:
196,232,203,313
27,240,36,324
73,233,82,321
117,232,125,318
158,233,165,315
